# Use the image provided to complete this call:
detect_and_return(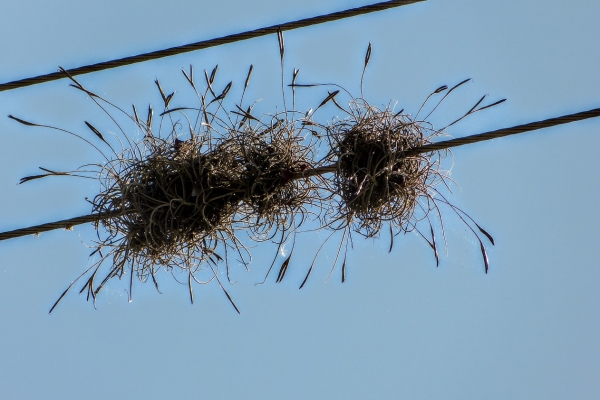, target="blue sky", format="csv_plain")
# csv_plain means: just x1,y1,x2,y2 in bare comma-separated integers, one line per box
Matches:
0,0,599,399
